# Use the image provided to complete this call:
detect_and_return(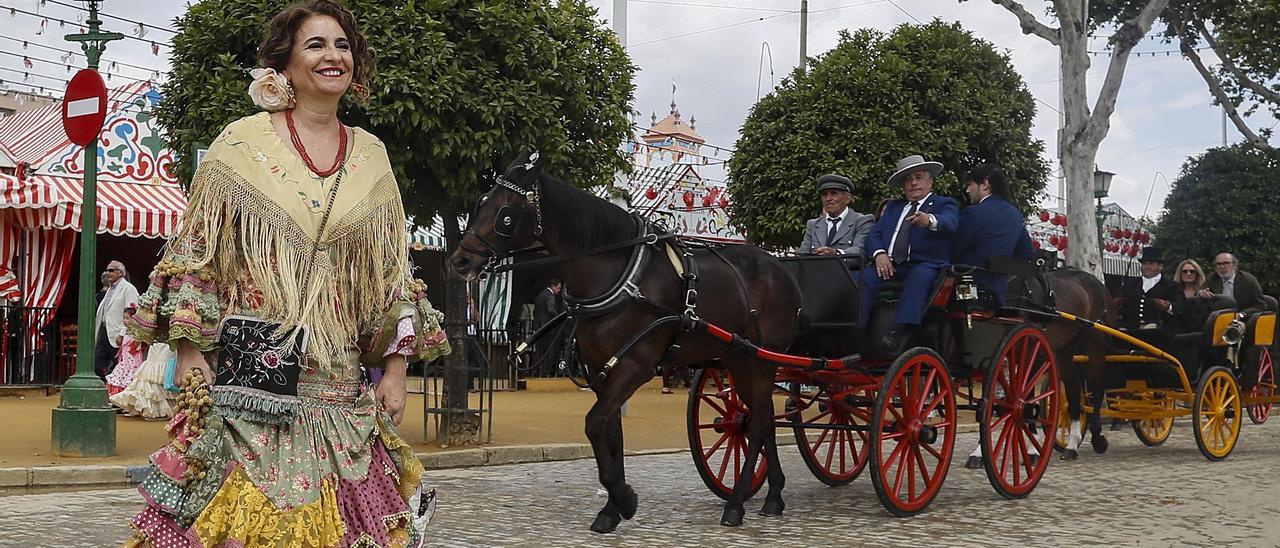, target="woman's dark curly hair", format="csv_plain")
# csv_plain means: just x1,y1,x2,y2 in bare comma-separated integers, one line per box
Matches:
257,0,373,101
